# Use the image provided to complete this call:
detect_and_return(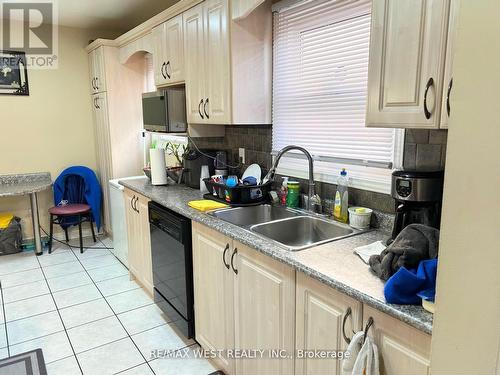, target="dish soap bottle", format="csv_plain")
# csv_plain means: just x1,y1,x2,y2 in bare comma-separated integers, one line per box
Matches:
279,177,289,206
333,169,349,223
